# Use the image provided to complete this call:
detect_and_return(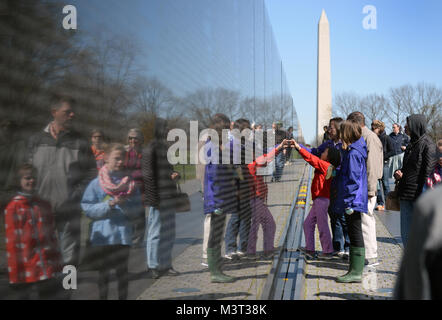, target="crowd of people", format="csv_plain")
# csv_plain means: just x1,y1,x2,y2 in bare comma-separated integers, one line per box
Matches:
1,93,441,299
